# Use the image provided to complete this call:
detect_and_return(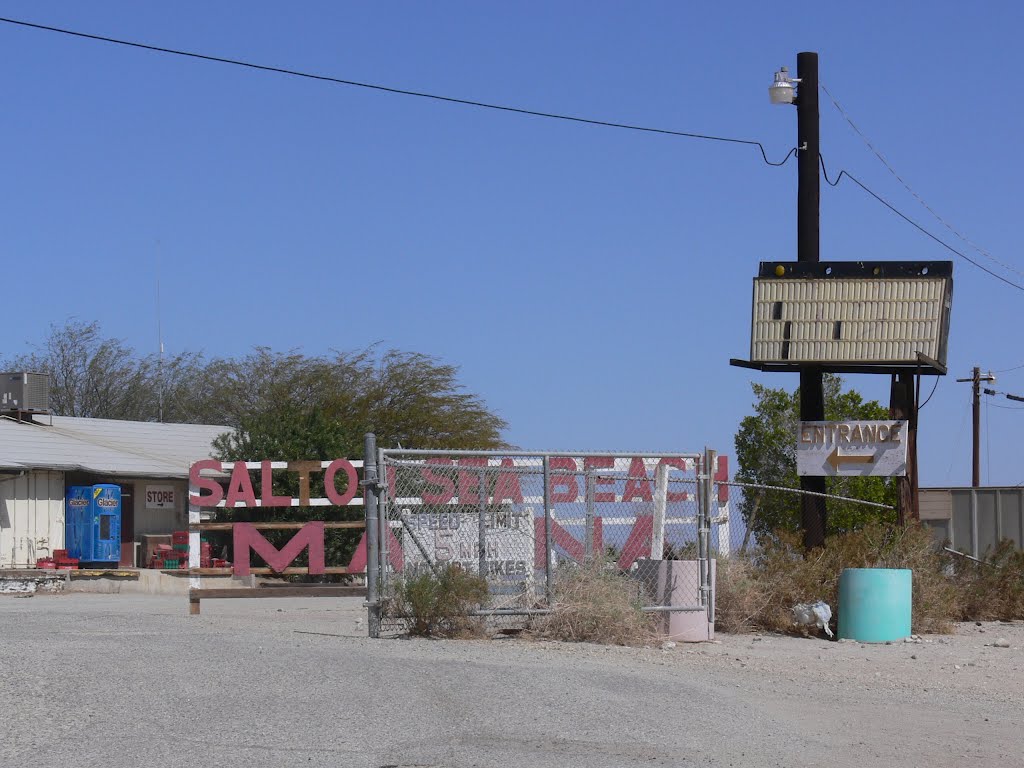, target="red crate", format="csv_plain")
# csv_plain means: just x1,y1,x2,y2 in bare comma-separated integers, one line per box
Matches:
56,564,78,570
152,559,165,570
171,531,189,545
53,549,68,559
36,558,56,569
